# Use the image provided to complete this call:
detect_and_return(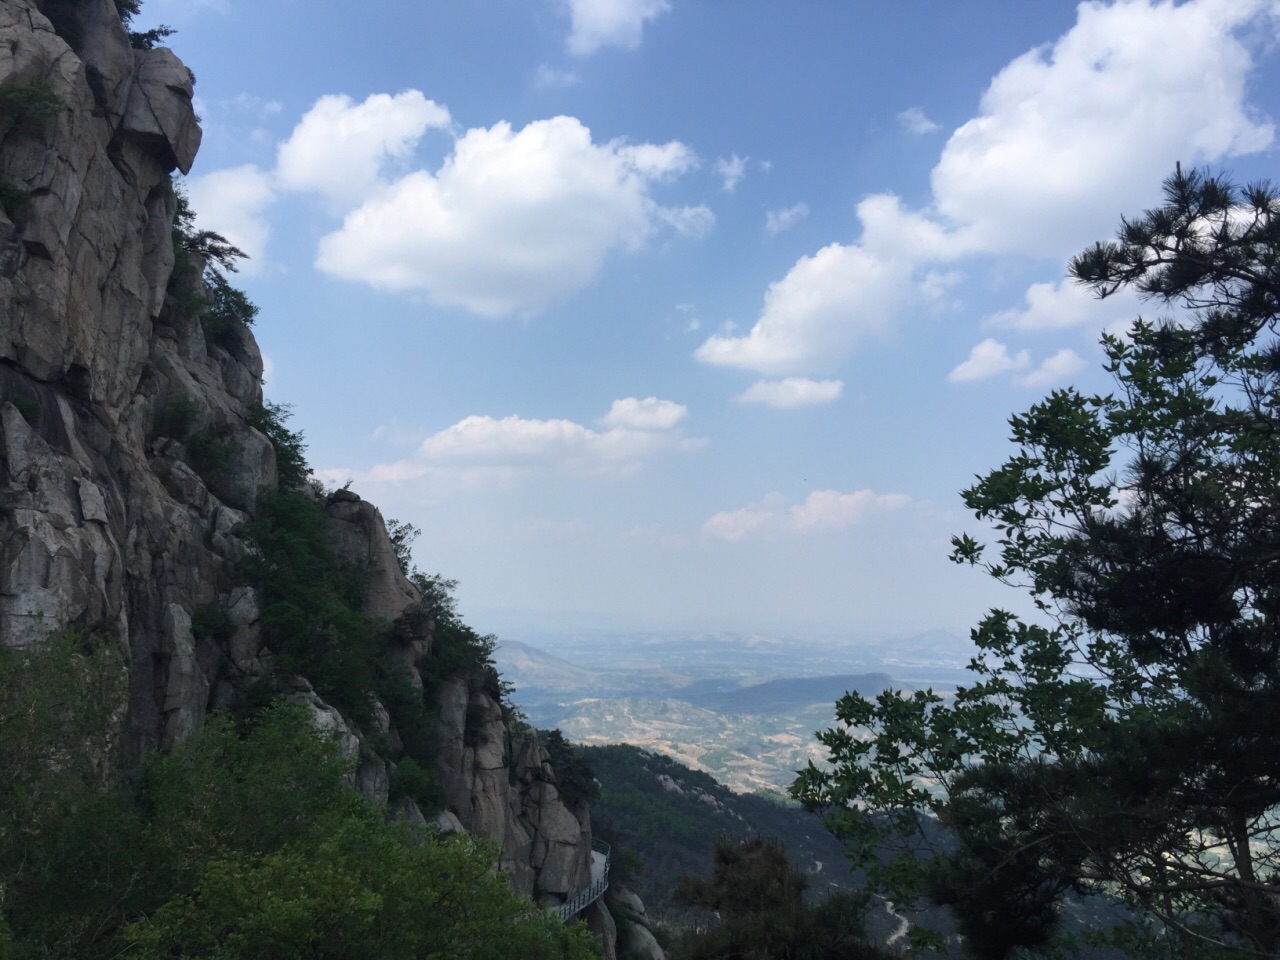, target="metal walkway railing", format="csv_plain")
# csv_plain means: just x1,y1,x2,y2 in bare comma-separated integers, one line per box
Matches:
550,839,610,922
